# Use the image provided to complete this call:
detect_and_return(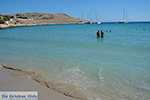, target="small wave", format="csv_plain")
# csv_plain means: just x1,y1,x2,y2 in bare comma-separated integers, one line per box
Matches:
0,63,87,100
0,37,47,44
130,80,150,92
98,67,104,87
